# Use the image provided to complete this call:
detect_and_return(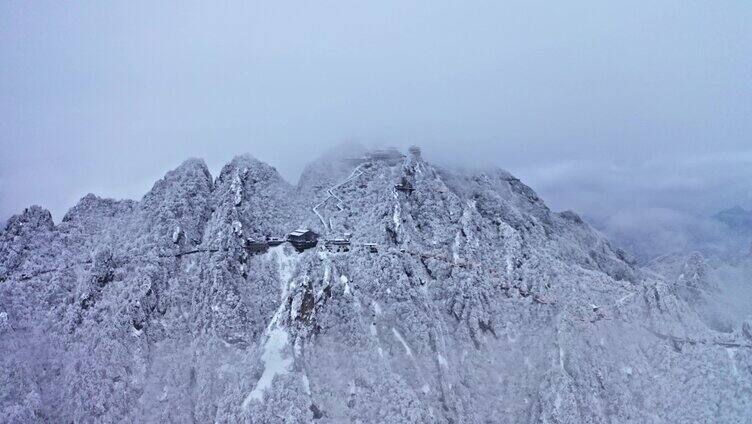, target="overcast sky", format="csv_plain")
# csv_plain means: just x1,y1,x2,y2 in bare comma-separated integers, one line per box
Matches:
2,1,751,251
